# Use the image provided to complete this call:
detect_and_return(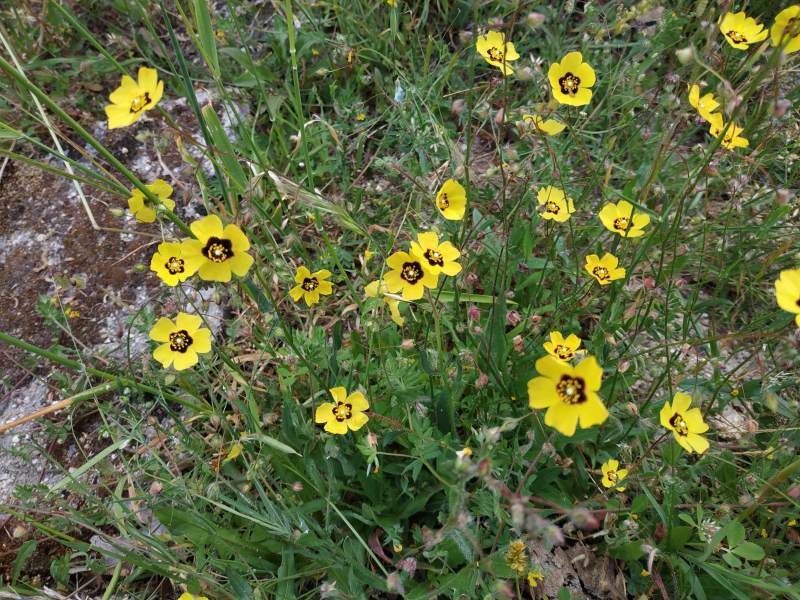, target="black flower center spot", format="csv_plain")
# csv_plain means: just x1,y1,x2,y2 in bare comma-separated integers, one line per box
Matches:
165,256,185,275
487,47,504,62
553,344,574,360
203,237,233,263
401,261,424,284
556,375,586,404
558,72,581,96
438,193,450,209
727,30,747,44
796,296,800,307
613,216,631,231
333,402,353,422
169,329,193,353
669,412,689,436
607,470,618,483
302,277,319,292
545,201,560,214
593,266,610,281
787,17,800,36
424,248,444,267
130,92,152,114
